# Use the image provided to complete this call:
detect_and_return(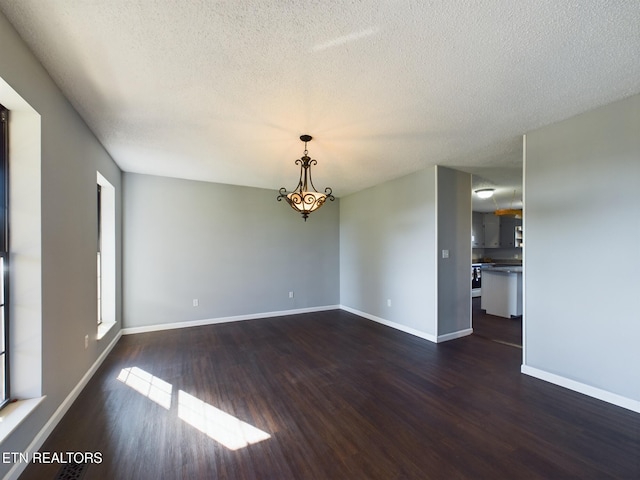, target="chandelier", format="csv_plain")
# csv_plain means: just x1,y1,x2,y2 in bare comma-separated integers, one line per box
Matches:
277,135,334,221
